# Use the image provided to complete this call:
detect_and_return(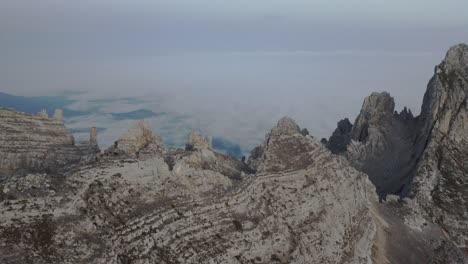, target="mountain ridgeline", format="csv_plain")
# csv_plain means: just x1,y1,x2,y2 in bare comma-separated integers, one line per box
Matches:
0,44,466,263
